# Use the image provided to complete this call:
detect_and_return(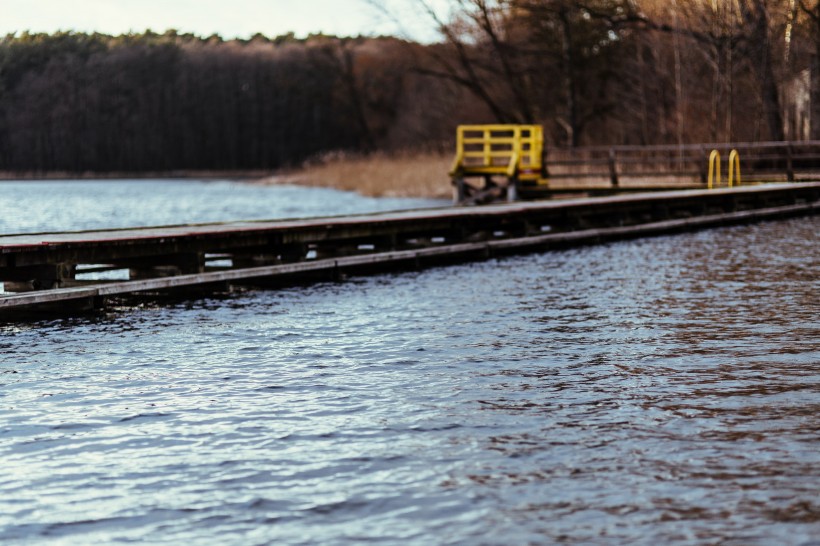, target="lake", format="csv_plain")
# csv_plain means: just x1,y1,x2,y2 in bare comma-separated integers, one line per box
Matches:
0,180,818,545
